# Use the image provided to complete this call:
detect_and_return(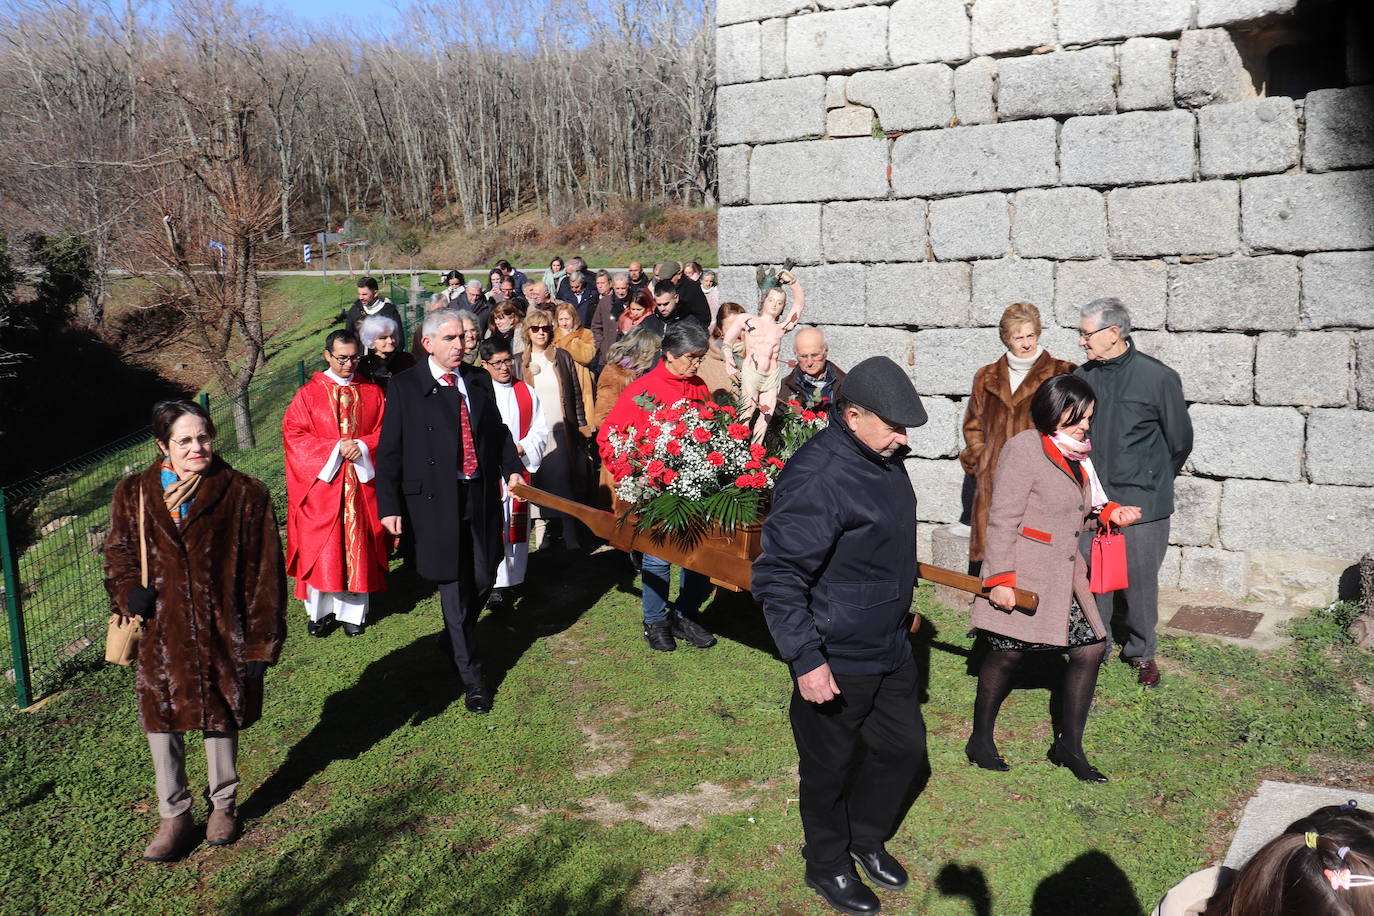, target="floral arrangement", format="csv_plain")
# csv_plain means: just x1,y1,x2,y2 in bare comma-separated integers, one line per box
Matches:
603,395,828,538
